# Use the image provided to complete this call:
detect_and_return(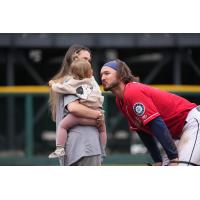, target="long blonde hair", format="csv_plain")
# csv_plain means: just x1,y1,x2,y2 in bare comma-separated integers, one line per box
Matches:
49,44,91,121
